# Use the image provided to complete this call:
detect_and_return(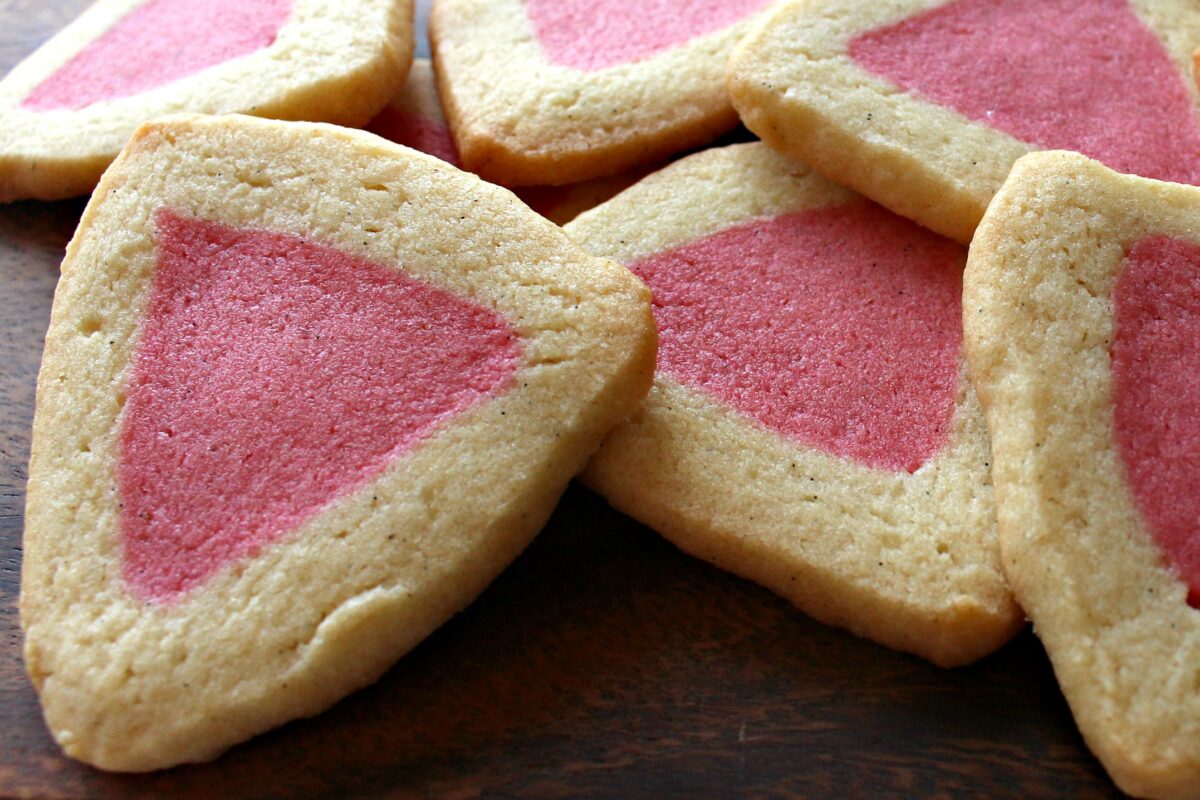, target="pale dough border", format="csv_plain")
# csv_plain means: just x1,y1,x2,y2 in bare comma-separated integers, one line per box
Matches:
378,58,653,225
